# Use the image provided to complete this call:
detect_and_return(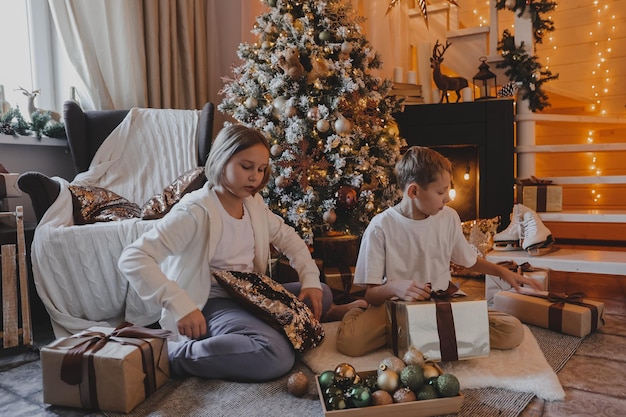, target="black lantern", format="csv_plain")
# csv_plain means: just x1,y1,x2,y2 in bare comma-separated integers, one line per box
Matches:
473,57,497,100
